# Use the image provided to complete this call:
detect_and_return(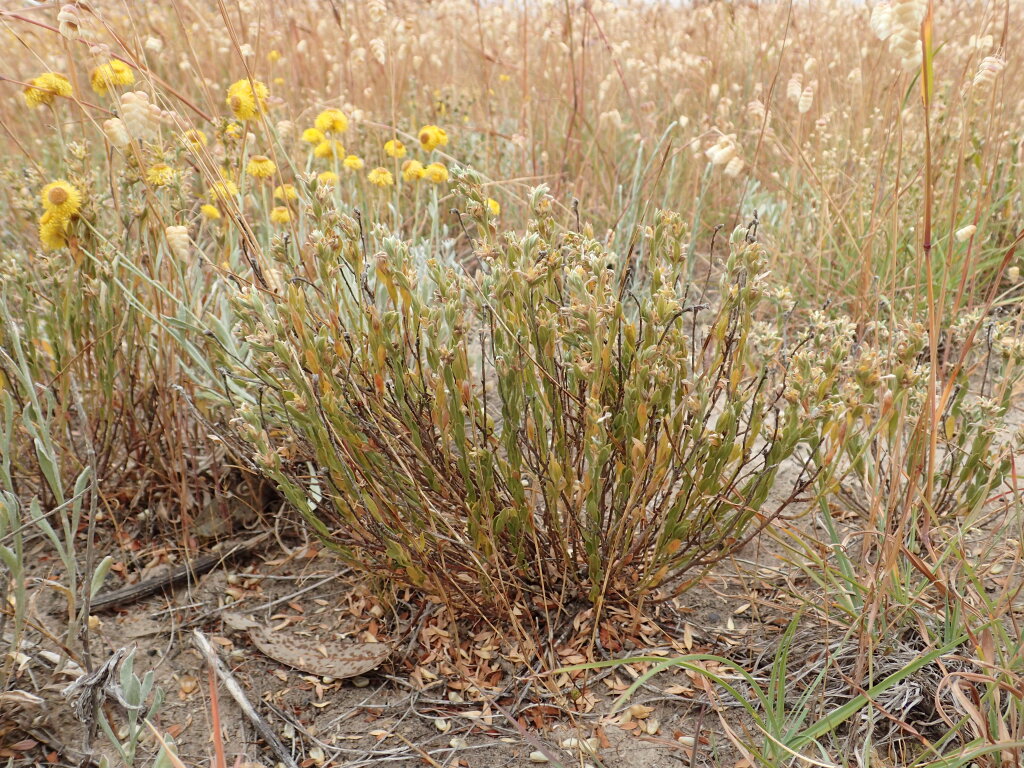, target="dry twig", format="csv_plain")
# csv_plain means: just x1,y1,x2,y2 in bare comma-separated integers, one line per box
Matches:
192,629,299,768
